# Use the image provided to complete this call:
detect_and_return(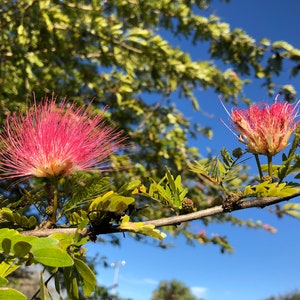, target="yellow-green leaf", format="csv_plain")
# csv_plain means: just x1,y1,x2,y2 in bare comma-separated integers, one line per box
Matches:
32,248,74,267
120,216,166,240
74,258,96,297
0,288,27,300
